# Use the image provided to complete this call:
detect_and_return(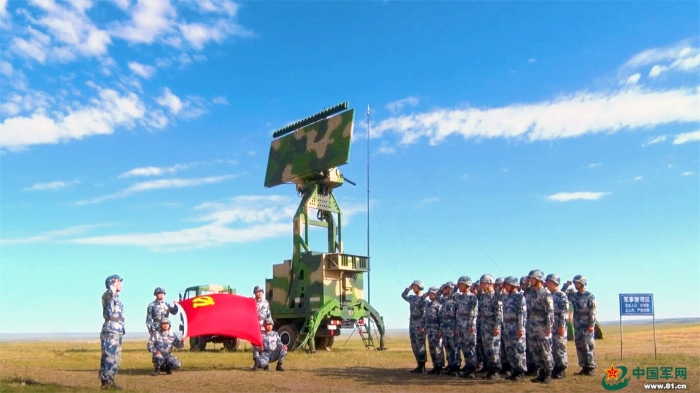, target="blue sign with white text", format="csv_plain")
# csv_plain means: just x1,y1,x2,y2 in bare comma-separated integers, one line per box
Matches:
619,293,654,316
